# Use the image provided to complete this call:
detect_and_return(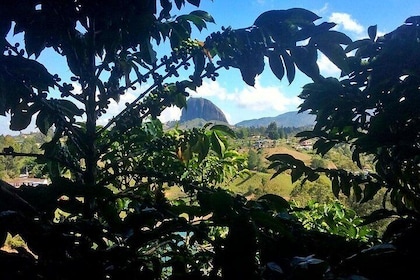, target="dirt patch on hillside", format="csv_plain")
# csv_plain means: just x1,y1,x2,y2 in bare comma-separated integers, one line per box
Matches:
261,146,312,164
